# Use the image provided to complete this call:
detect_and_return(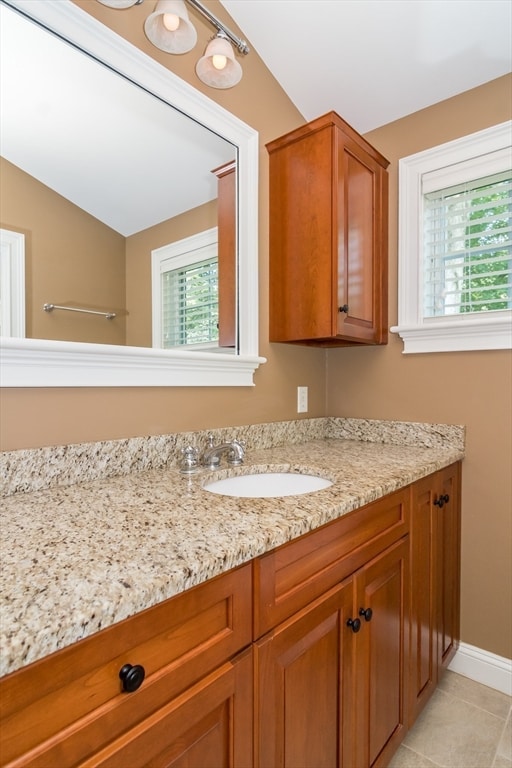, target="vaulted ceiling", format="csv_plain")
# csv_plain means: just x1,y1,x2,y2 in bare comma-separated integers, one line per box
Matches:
221,0,512,134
